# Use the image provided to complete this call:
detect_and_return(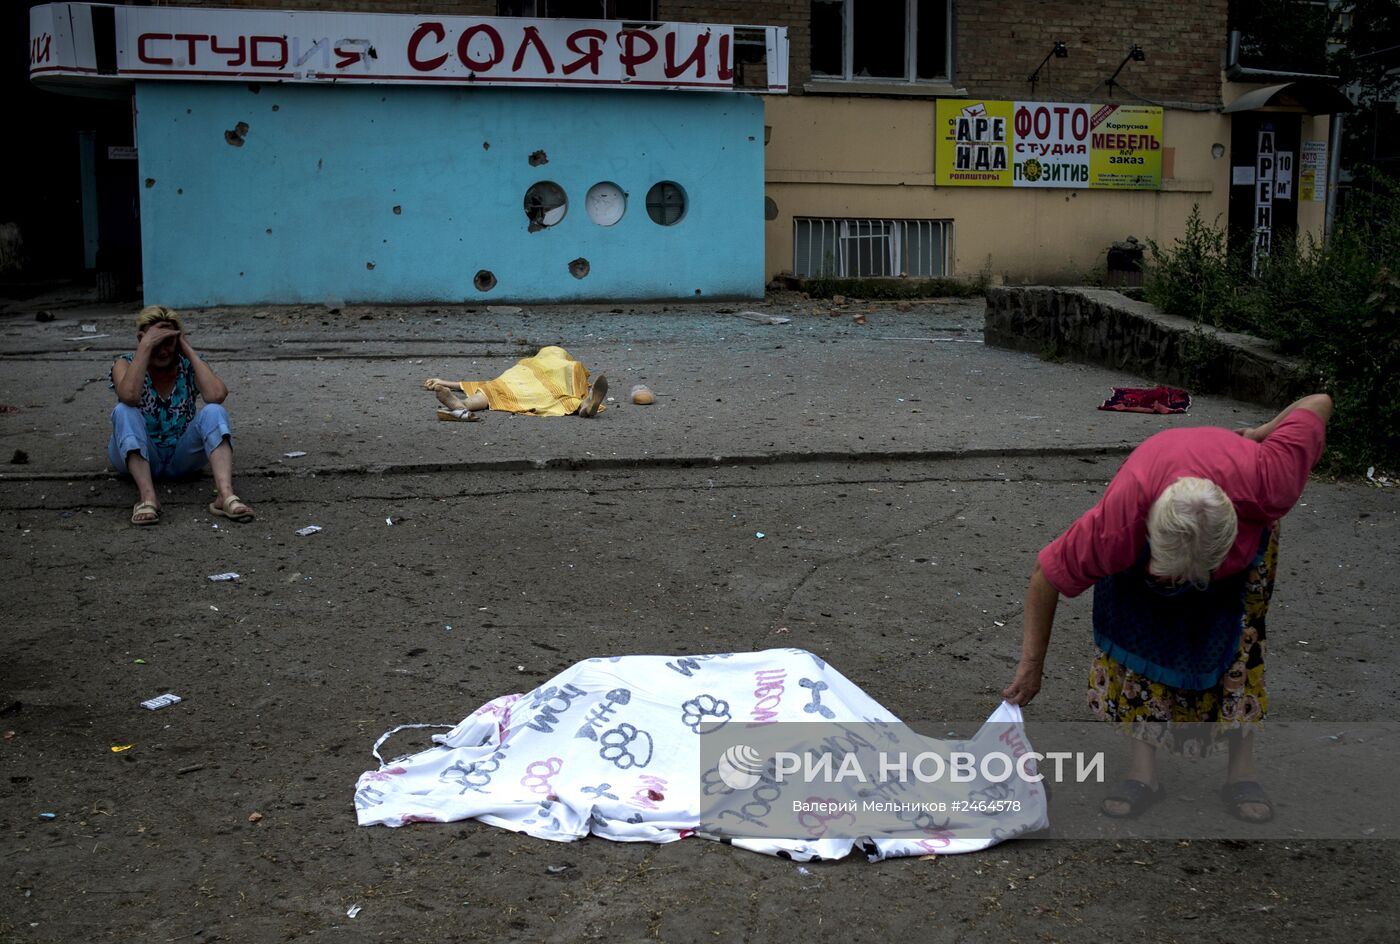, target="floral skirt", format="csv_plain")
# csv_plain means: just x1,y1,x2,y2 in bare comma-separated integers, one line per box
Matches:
1087,522,1279,756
